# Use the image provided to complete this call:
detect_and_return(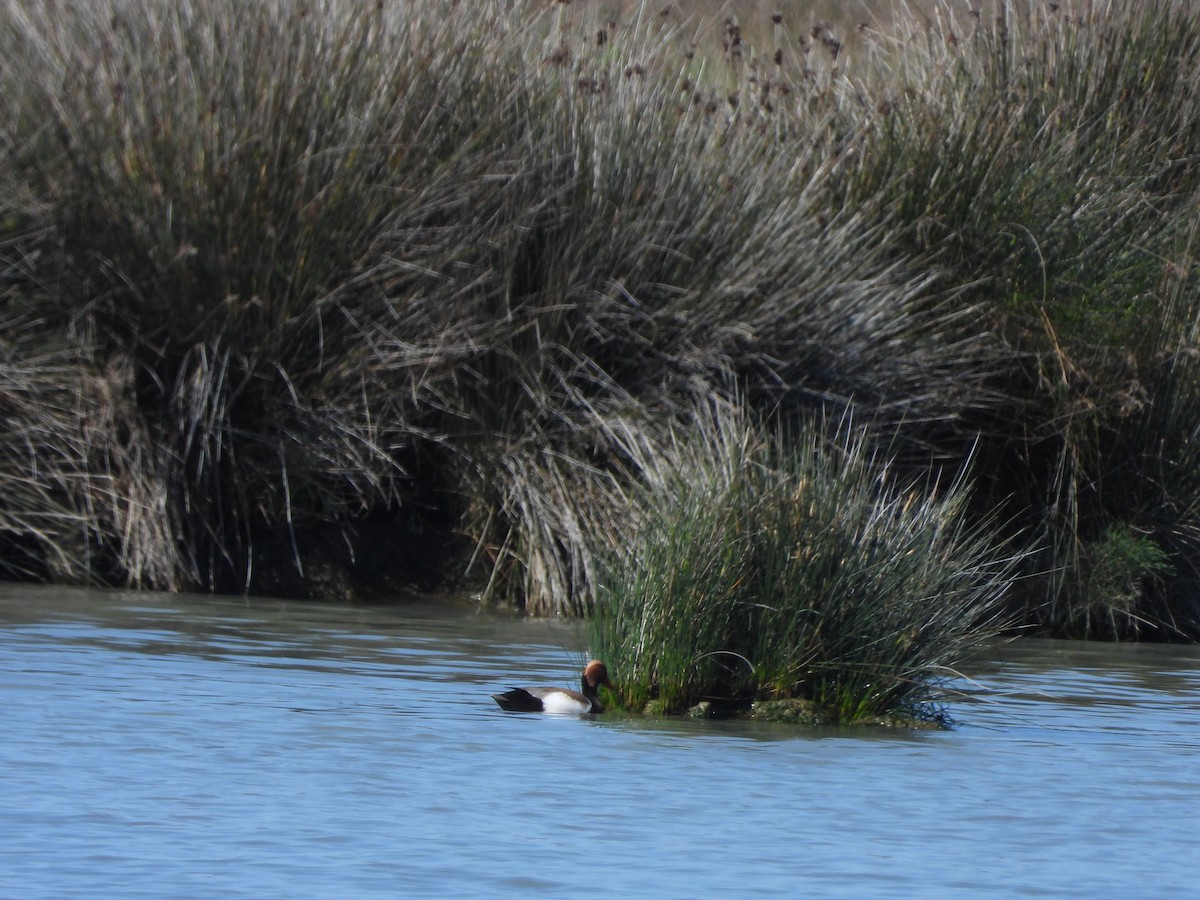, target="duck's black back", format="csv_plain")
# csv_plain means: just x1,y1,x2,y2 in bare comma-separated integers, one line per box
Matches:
491,688,542,712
